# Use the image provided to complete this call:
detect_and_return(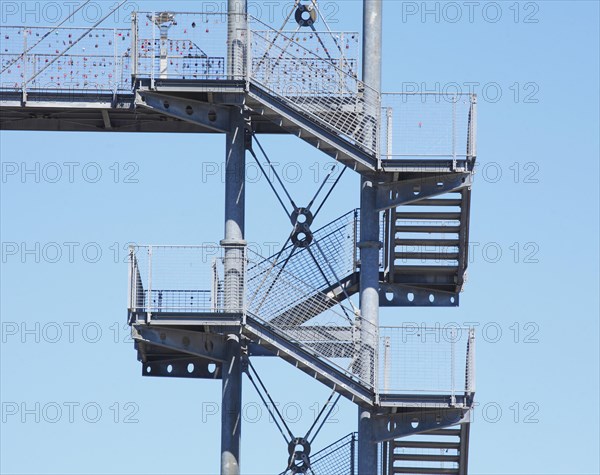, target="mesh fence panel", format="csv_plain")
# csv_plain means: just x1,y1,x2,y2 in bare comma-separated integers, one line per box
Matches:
381,93,475,162
280,433,357,475
0,26,132,92
379,326,470,395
